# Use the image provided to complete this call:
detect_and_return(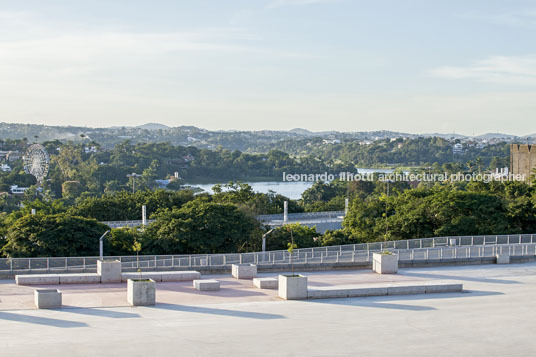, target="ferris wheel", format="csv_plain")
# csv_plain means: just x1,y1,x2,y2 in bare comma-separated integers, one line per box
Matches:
23,144,49,184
